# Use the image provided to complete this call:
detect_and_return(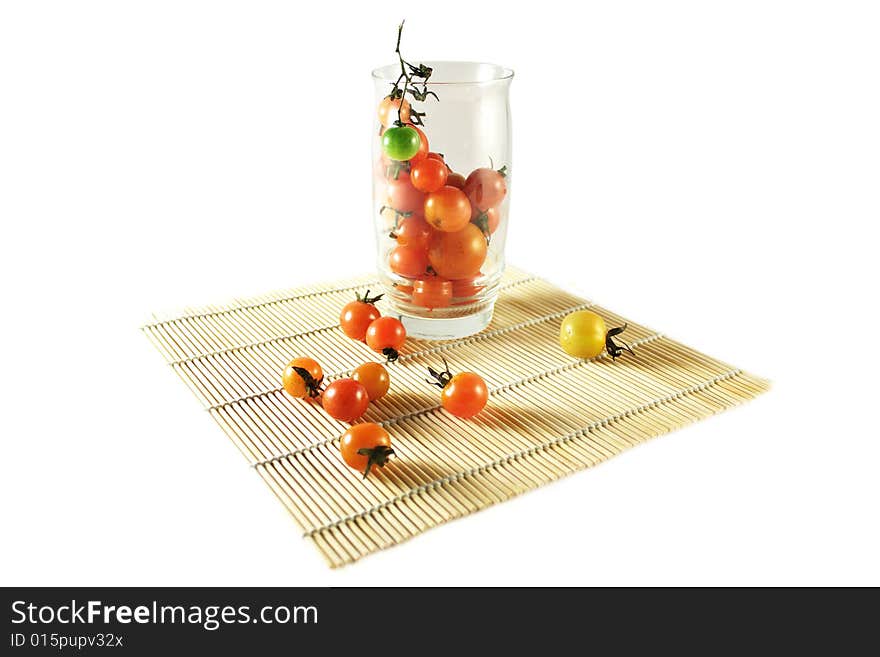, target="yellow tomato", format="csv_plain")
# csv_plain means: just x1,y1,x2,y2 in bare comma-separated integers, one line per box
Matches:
559,310,607,359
